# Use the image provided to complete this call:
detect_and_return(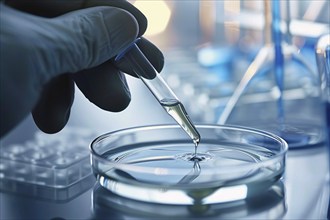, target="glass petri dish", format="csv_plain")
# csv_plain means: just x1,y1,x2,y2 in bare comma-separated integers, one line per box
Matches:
232,119,325,149
92,181,286,219
90,124,287,205
248,121,324,149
